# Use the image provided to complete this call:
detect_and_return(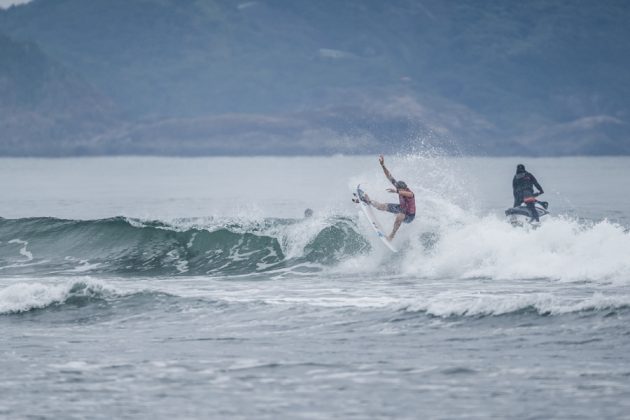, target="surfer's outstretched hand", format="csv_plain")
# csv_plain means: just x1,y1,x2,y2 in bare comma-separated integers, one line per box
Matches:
386,188,397,193
379,155,385,166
